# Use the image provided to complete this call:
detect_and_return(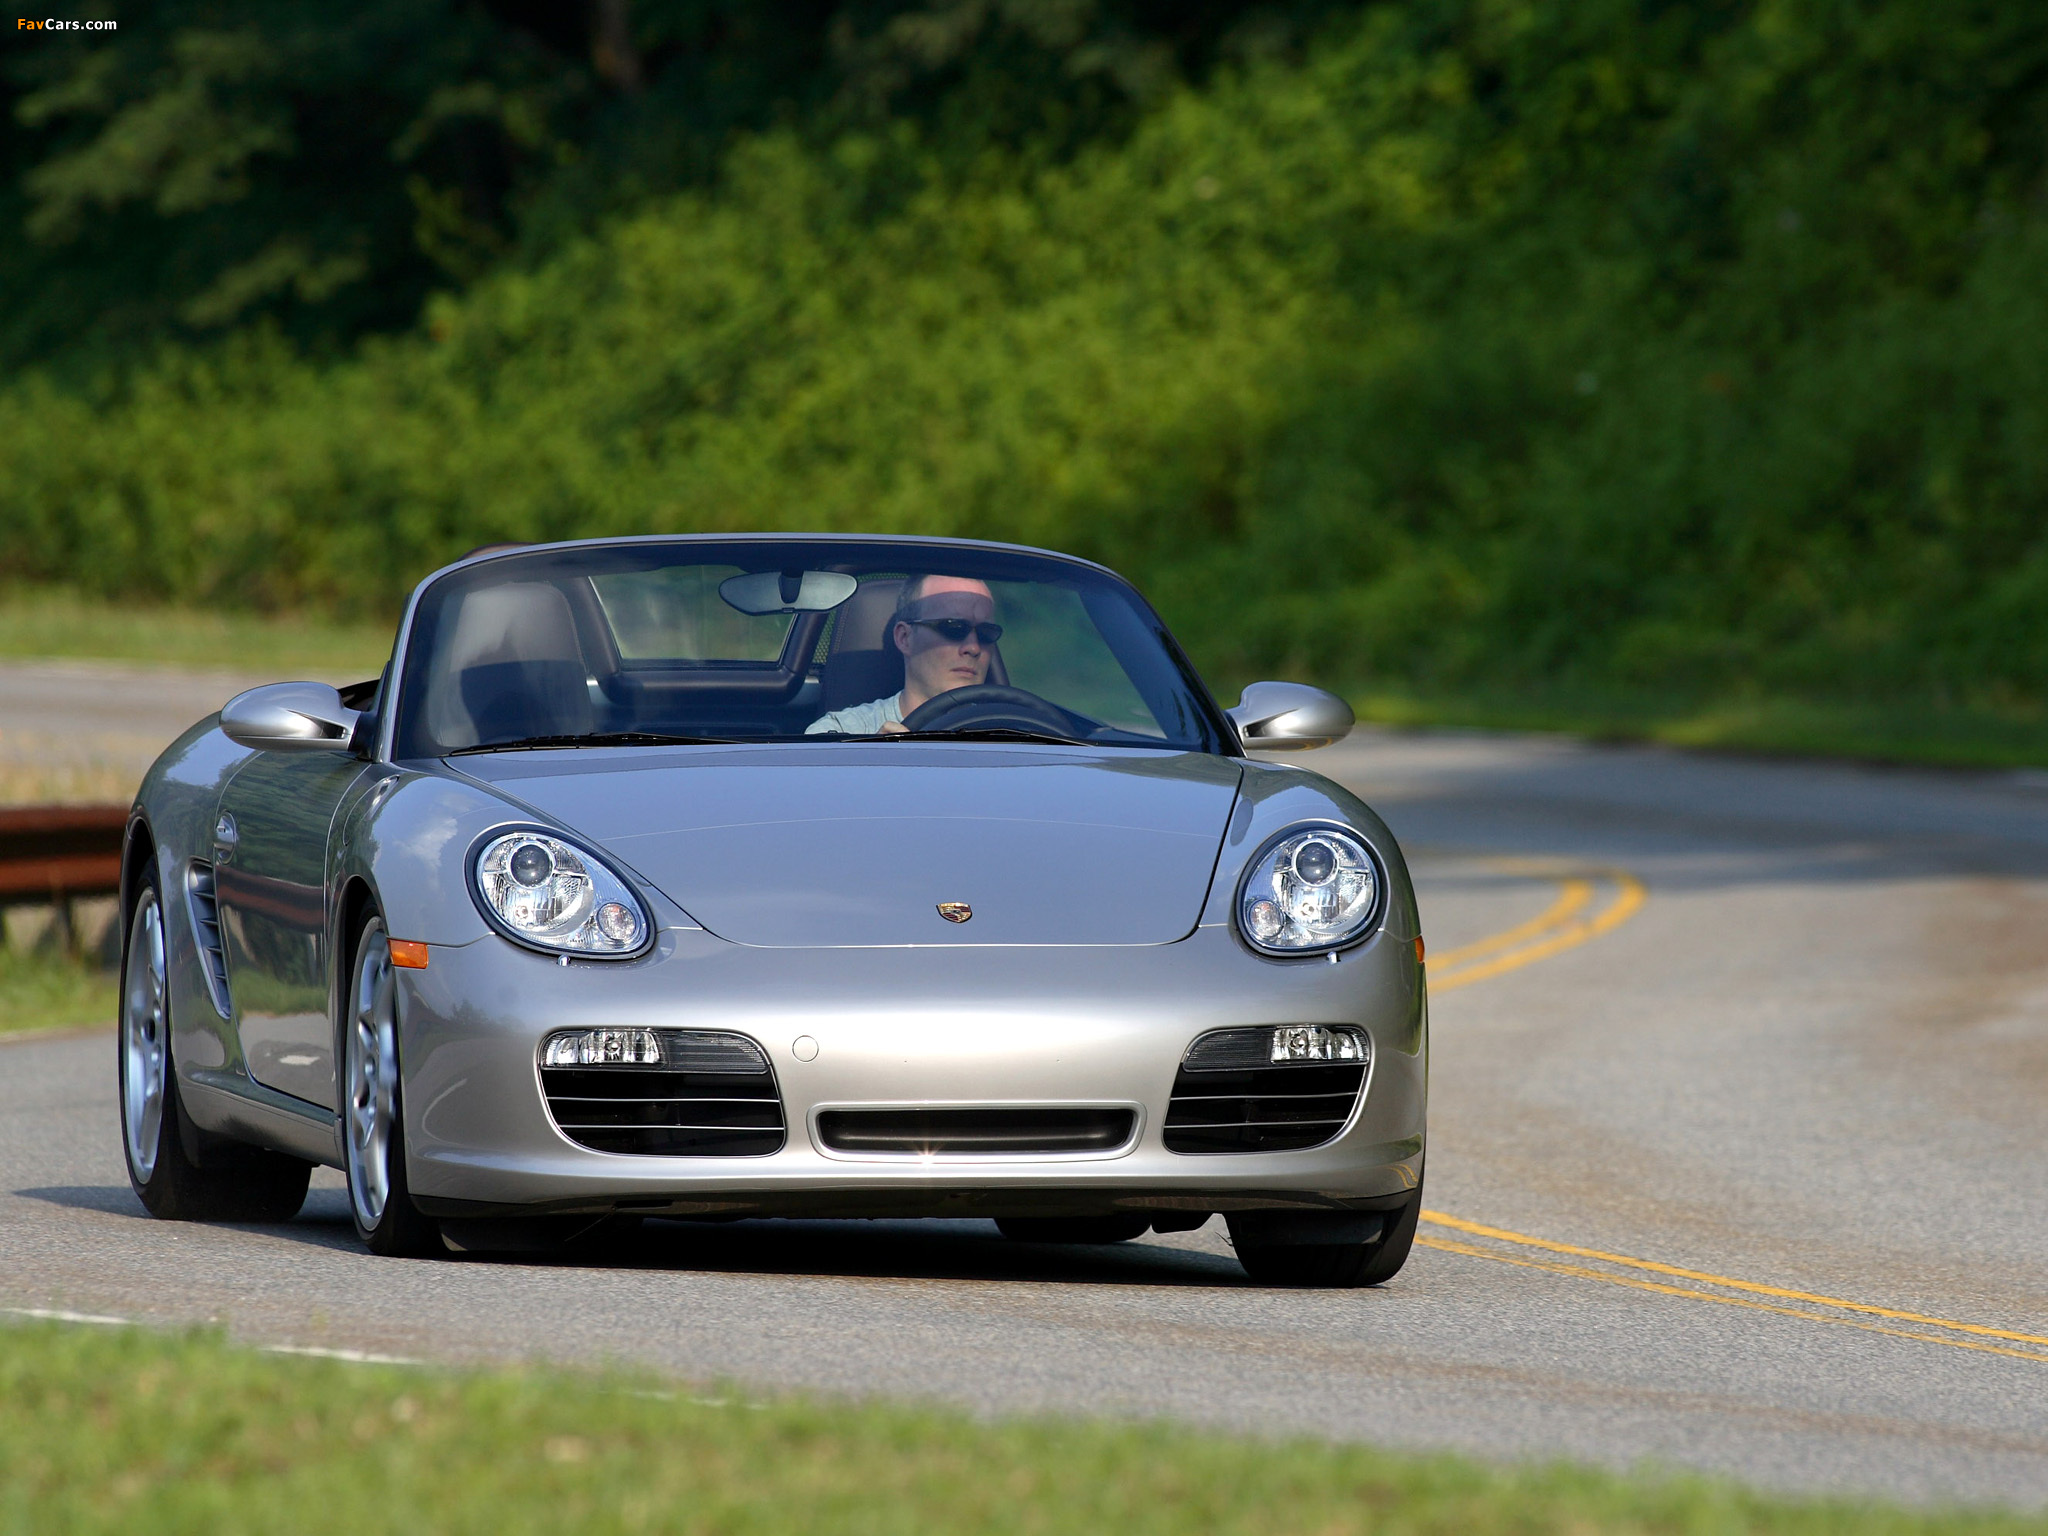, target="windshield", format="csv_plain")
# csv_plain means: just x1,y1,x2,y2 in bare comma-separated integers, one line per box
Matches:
390,540,1231,757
